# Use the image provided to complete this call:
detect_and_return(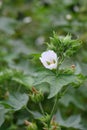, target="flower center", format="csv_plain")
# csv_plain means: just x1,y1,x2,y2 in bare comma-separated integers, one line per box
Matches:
46,60,56,65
